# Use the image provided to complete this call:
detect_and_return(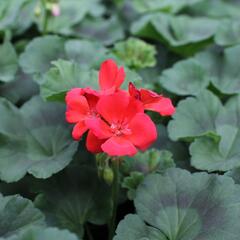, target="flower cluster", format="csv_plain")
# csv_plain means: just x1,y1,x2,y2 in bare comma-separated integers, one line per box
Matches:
65,59,175,156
